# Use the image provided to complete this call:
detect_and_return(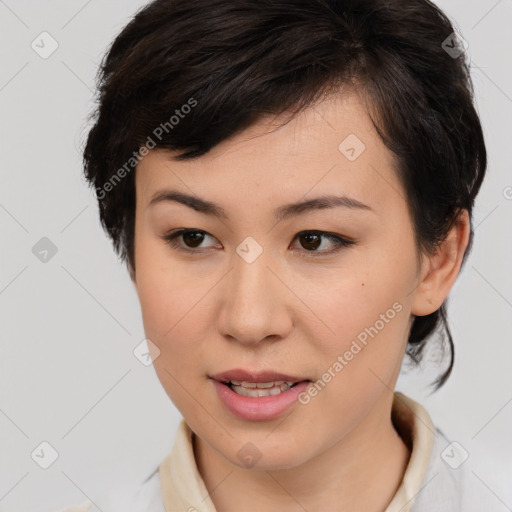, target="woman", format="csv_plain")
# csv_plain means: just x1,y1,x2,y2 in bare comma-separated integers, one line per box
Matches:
59,0,495,510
